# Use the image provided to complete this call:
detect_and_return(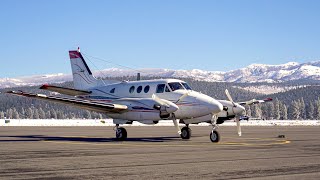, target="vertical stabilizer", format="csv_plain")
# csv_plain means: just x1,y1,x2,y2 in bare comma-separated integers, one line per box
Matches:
69,49,100,90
